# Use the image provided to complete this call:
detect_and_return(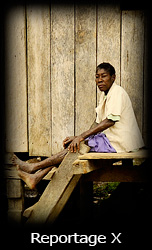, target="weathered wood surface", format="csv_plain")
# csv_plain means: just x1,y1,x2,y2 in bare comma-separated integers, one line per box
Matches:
4,165,19,179
27,6,51,156
6,179,22,198
25,151,80,224
25,142,89,224
73,159,103,175
97,4,121,85
5,6,28,152
51,5,74,154
46,174,81,224
75,4,96,135
121,11,144,131
5,5,147,157
78,149,149,160
7,179,24,223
